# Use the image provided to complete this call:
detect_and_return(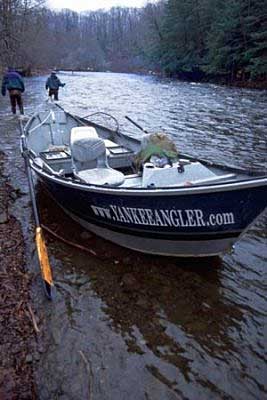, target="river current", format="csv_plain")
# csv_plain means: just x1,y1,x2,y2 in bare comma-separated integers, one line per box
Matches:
0,72,266,400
